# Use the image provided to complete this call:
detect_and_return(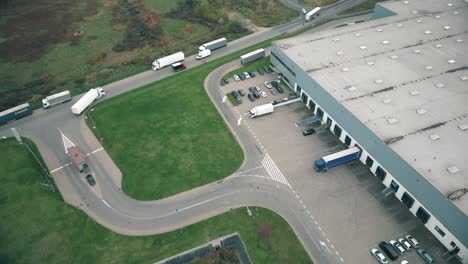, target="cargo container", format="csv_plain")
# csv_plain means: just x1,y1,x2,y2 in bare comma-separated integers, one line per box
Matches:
305,7,321,21
240,48,265,64
249,103,274,118
198,37,227,51
152,52,184,70
0,103,32,125
71,87,105,115
42,90,72,109
314,146,361,172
